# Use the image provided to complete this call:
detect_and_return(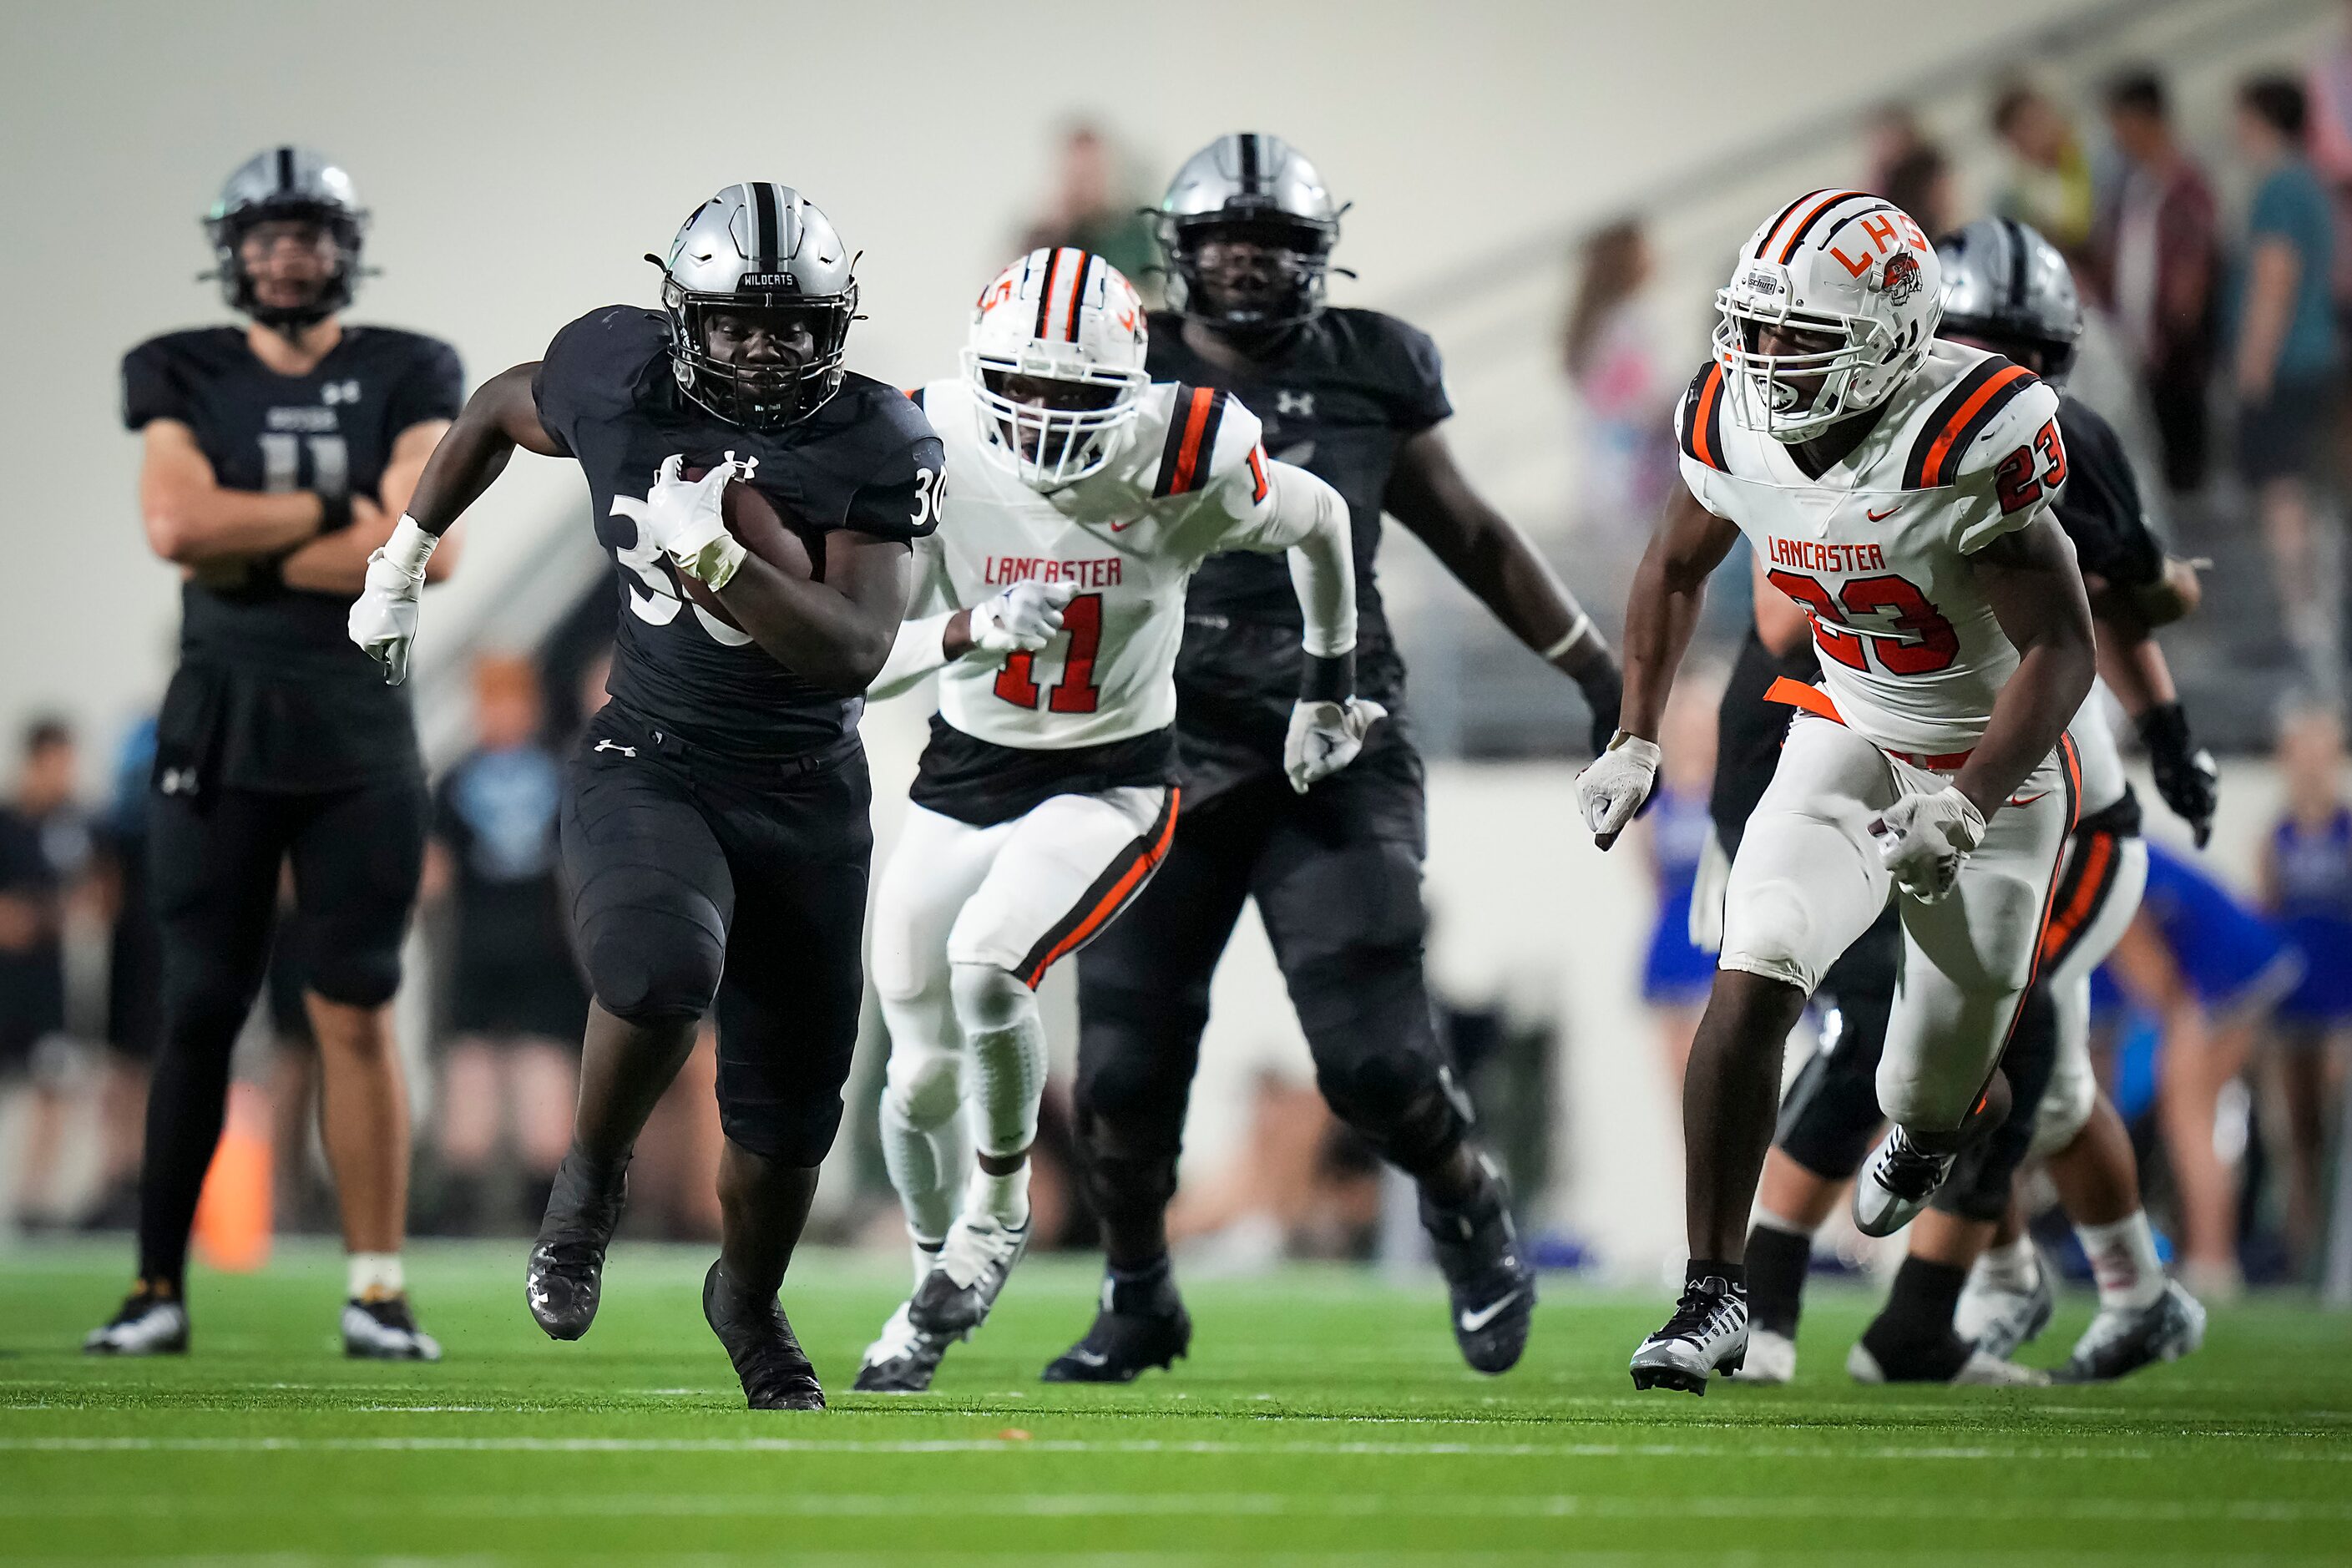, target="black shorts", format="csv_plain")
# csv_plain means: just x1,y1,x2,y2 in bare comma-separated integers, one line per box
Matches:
2238,375,2336,488
0,959,67,1071
560,705,872,1166
448,953,588,1044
